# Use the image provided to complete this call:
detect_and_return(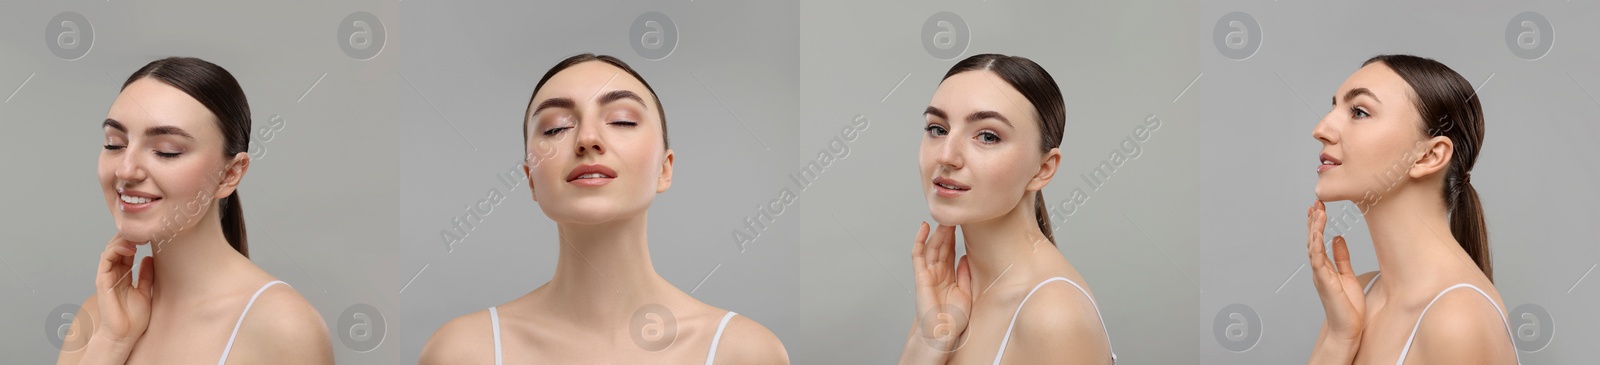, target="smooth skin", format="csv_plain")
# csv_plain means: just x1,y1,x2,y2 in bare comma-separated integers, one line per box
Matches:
58,78,332,364
418,61,787,364
899,70,1111,365
1306,62,1515,365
